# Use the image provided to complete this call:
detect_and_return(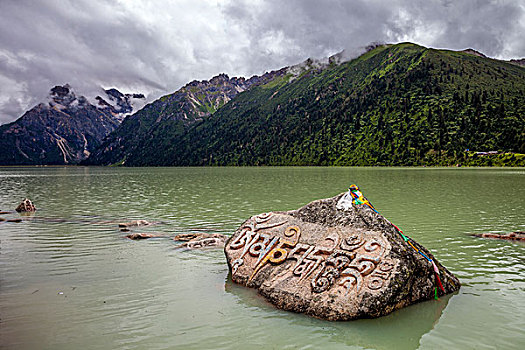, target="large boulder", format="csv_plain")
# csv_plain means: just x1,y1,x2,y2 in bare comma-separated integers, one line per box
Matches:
224,191,460,320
